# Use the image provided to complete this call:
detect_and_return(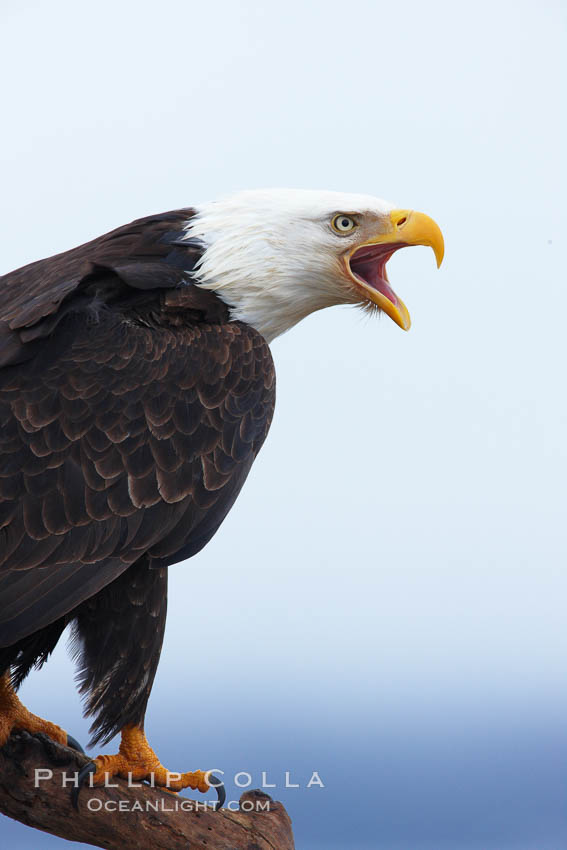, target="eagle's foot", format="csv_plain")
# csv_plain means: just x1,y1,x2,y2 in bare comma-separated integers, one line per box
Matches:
72,723,225,810
0,672,78,750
